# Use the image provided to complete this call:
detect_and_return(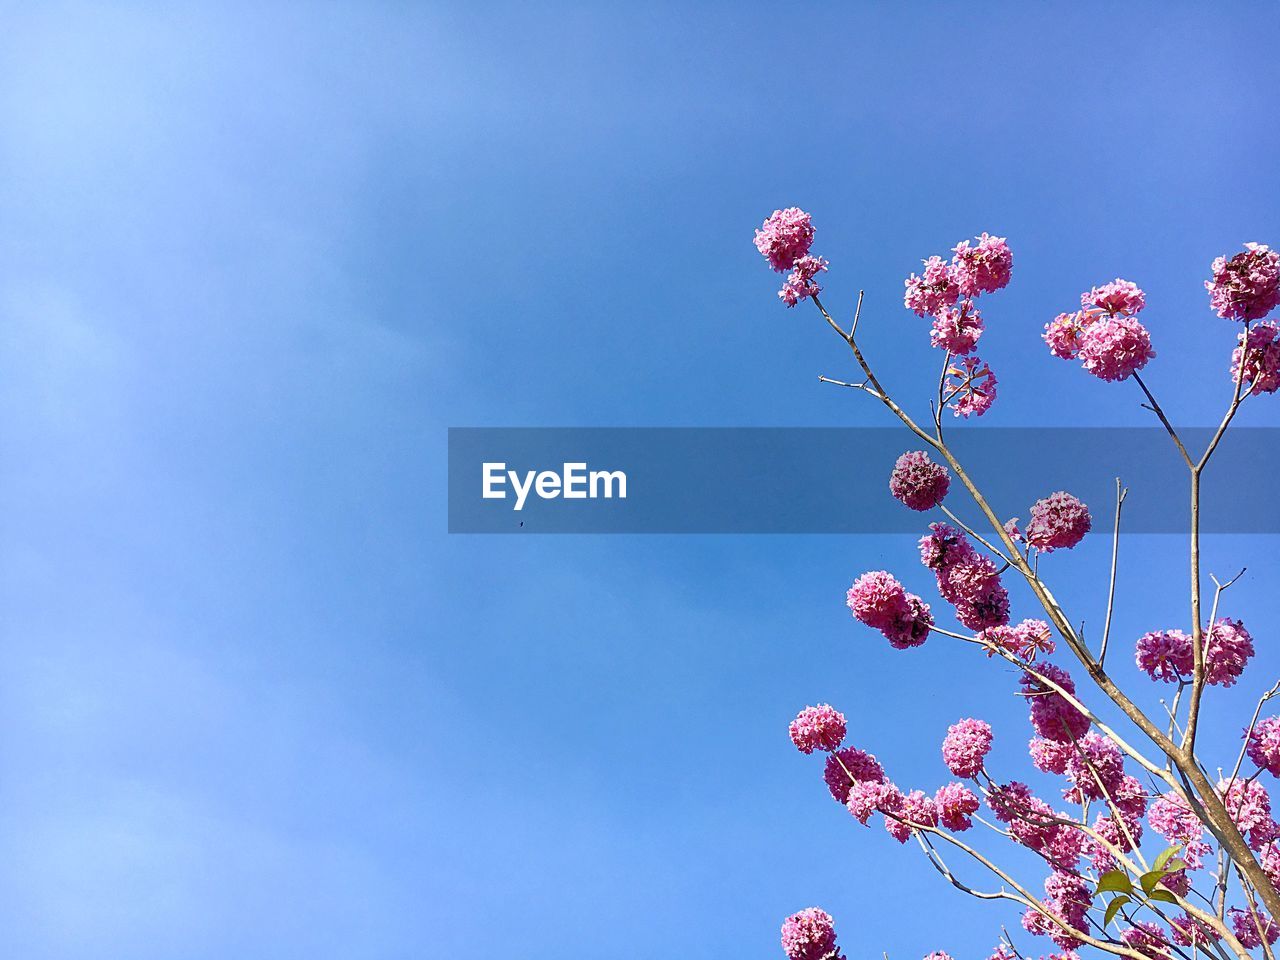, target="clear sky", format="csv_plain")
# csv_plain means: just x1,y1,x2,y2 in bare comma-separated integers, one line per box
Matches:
2,3,1279,958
